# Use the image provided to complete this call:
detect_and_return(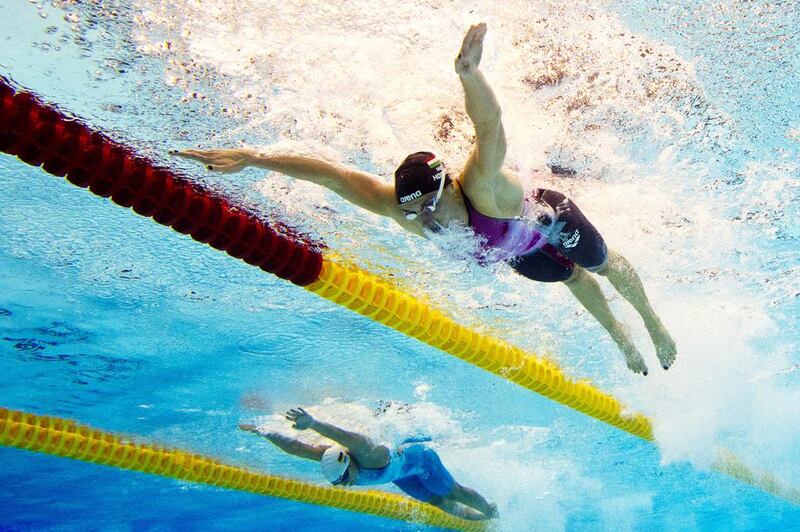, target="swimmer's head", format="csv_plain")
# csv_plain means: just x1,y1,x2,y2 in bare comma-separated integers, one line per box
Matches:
394,152,452,218
320,445,356,486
